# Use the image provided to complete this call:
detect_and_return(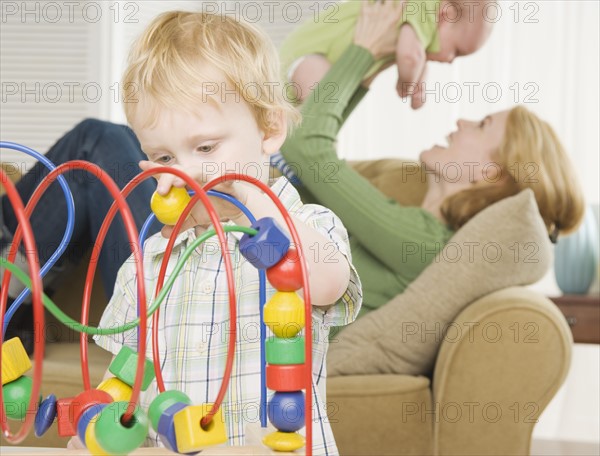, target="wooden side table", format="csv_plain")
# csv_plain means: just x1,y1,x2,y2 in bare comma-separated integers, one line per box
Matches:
550,294,600,344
